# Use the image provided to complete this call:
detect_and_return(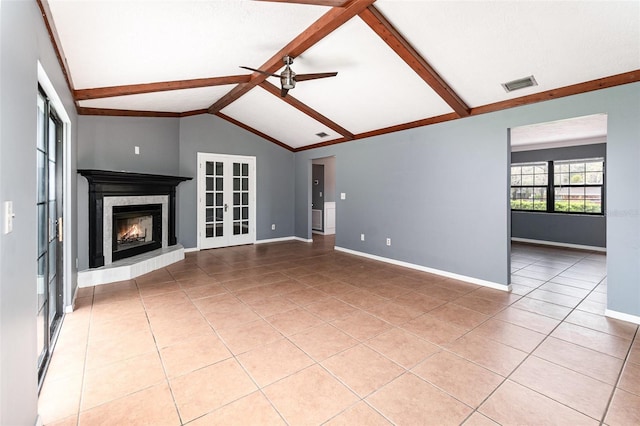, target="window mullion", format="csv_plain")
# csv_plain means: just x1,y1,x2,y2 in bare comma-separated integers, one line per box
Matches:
547,160,554,213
